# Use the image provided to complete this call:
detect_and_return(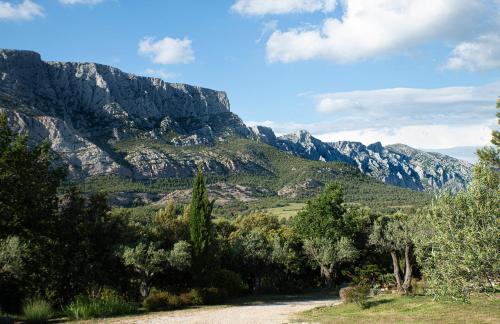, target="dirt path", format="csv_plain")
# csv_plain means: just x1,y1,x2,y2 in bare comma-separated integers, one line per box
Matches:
98,295,340,324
